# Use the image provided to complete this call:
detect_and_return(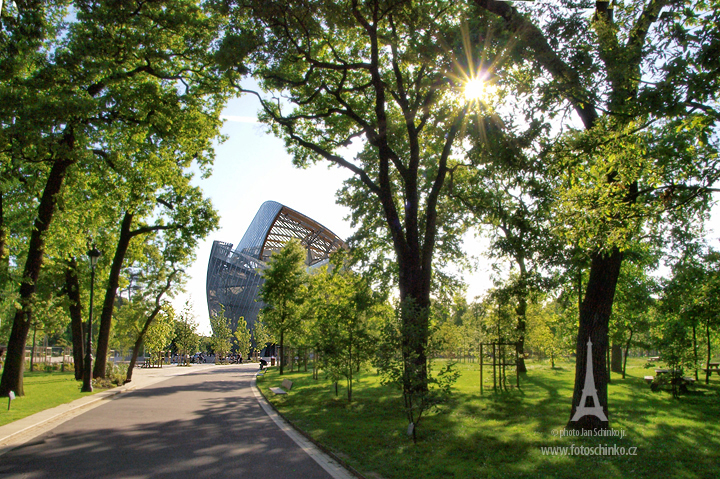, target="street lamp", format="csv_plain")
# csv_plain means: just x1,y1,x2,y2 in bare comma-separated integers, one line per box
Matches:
81,246,101,393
